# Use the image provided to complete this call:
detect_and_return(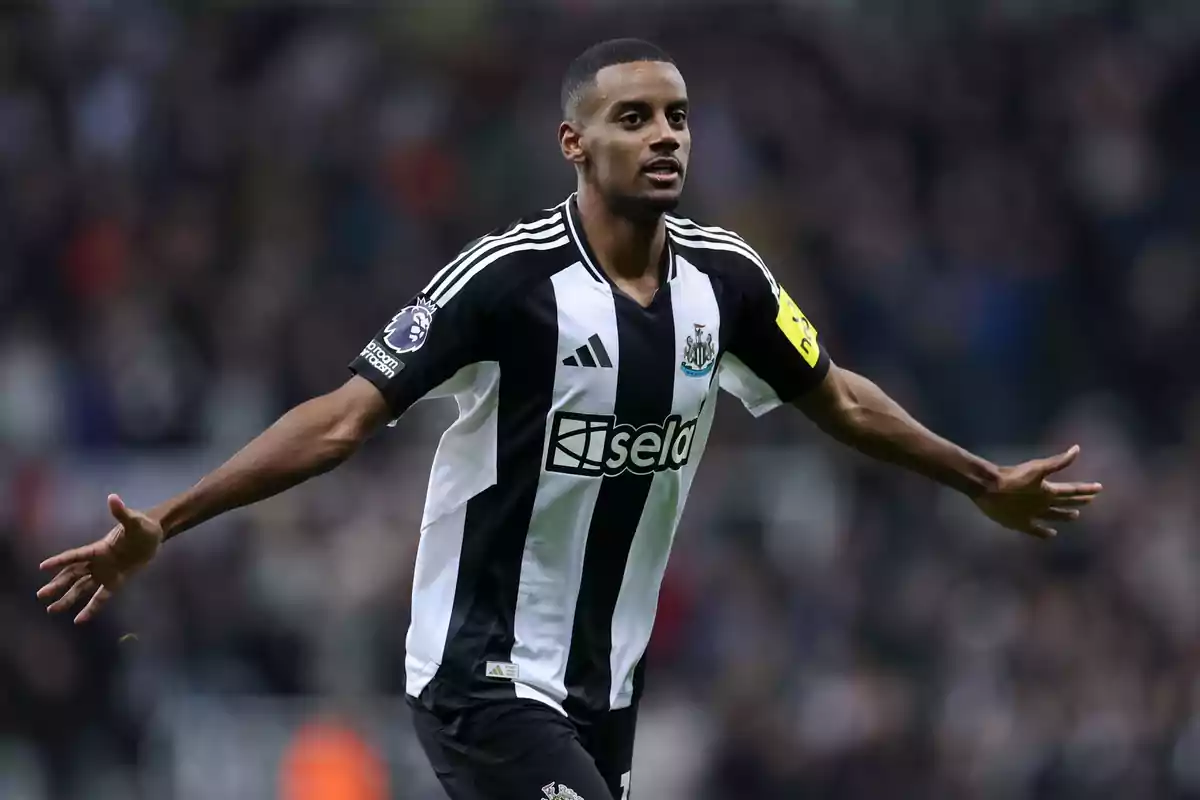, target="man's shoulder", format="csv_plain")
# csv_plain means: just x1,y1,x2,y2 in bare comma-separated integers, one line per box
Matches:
665,212,777,293
463,202,571,254
425,202,573,308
